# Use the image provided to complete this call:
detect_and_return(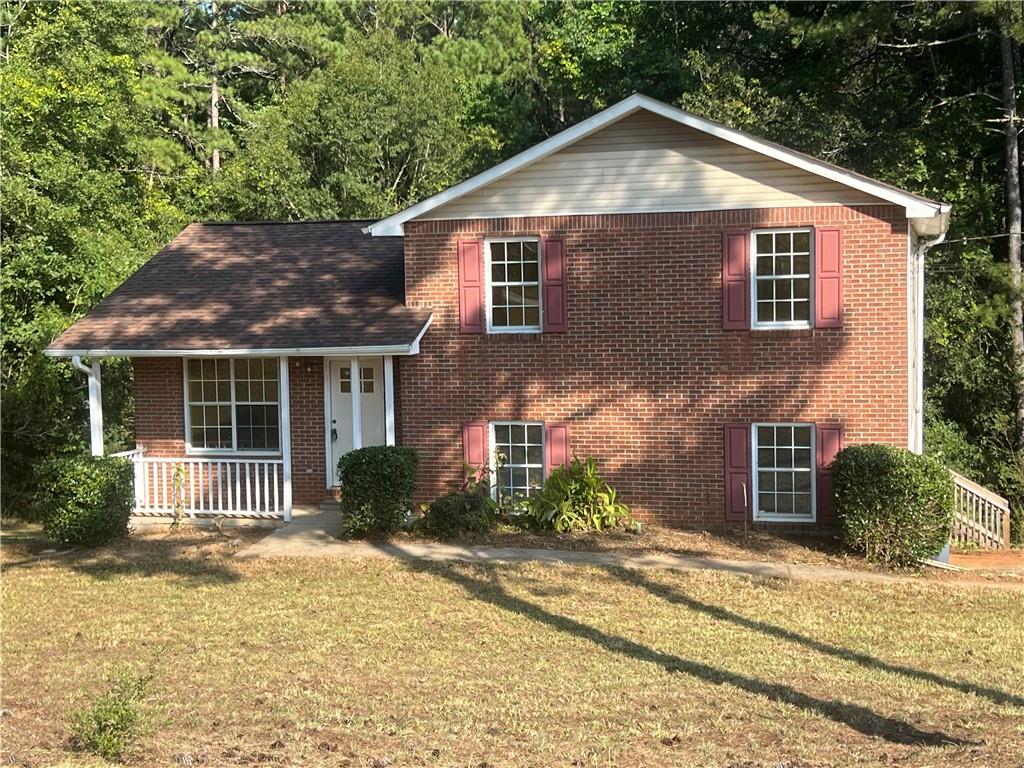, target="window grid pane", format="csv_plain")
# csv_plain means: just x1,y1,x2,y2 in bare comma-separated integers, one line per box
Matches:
752,230,812,326
360,367,374,394
754,425,814,519
187,358,280,452
492,421,544,507
489,240,541,330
